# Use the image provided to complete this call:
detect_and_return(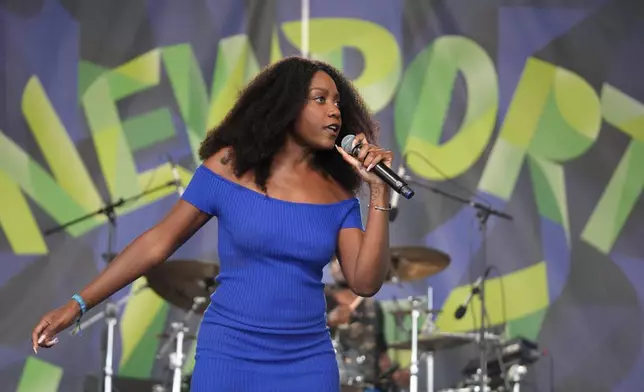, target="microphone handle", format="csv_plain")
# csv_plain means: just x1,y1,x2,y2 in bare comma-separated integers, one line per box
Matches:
454,267,493,319
454,290,475,320
349,144,414,199
454,305,467,320
372,163,406,192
